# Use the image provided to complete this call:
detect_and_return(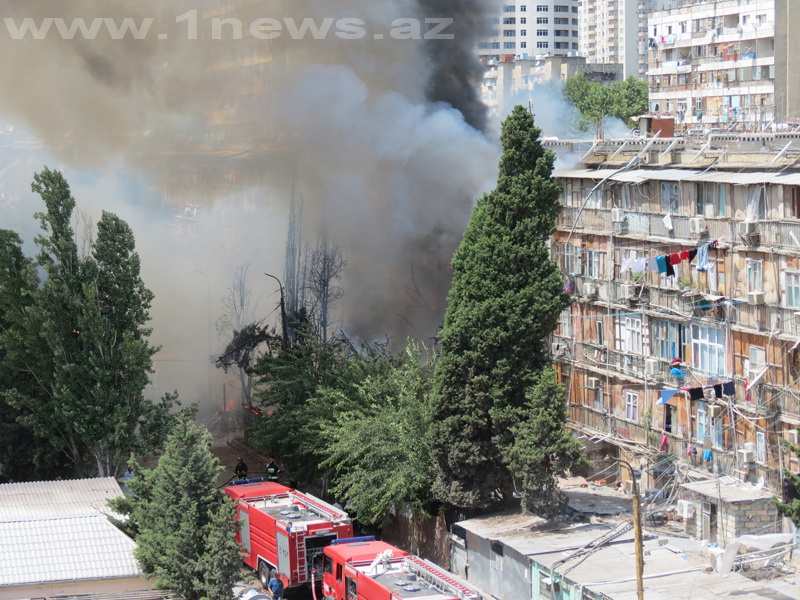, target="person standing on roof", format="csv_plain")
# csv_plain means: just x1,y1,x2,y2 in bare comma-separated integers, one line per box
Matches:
266,457,280,482
234,457,248,480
